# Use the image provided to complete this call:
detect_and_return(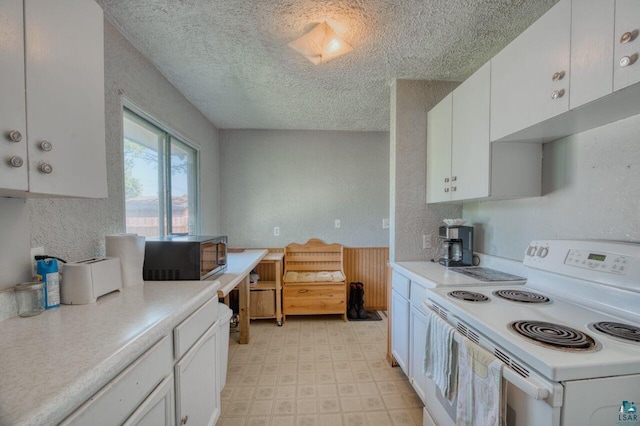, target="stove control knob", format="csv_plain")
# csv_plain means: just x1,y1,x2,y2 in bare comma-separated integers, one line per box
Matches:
526,246,537,256
537,247,549,258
